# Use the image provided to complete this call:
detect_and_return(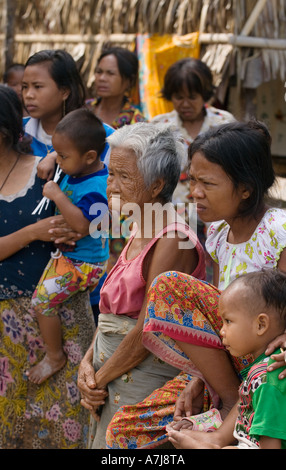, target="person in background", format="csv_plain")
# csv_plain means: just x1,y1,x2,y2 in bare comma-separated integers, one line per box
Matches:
27,109,109,385
87,46,147,274
87,46,146,129
0,85,93,449
3,63,28,116
167,269,286,449
152,58,236,280
152,58,235,173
